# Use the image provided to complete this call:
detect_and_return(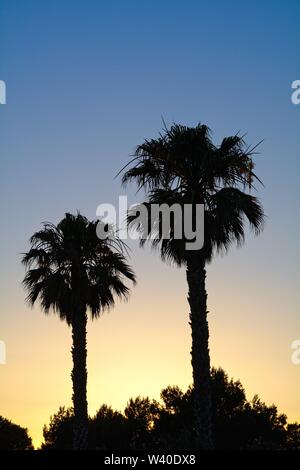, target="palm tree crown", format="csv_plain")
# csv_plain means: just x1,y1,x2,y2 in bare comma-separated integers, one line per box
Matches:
22,212,136,323
122,123,264,263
